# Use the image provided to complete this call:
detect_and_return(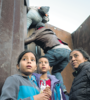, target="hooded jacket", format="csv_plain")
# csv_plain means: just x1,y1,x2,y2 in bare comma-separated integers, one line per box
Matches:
69,61,90,100
33,73,66,100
